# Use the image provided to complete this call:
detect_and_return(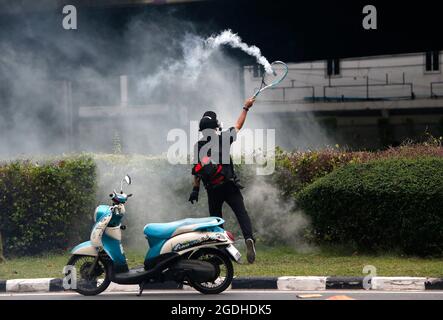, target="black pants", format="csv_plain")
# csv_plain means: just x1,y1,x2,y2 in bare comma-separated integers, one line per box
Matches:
206,182,254,240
